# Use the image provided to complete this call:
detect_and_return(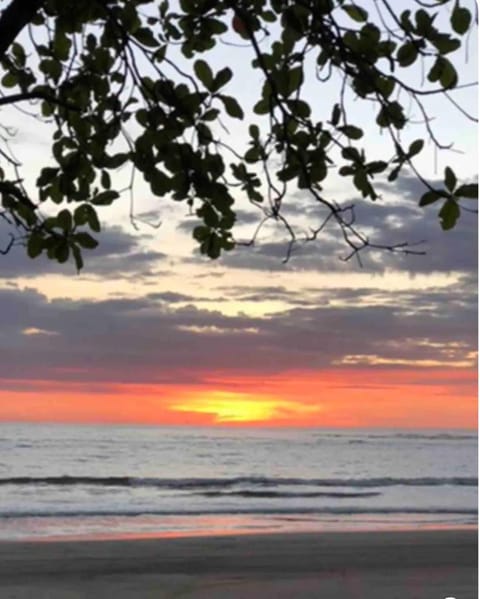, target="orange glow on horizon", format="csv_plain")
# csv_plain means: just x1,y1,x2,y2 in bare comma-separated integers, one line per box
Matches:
171,390,321,423
0,367,476,429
